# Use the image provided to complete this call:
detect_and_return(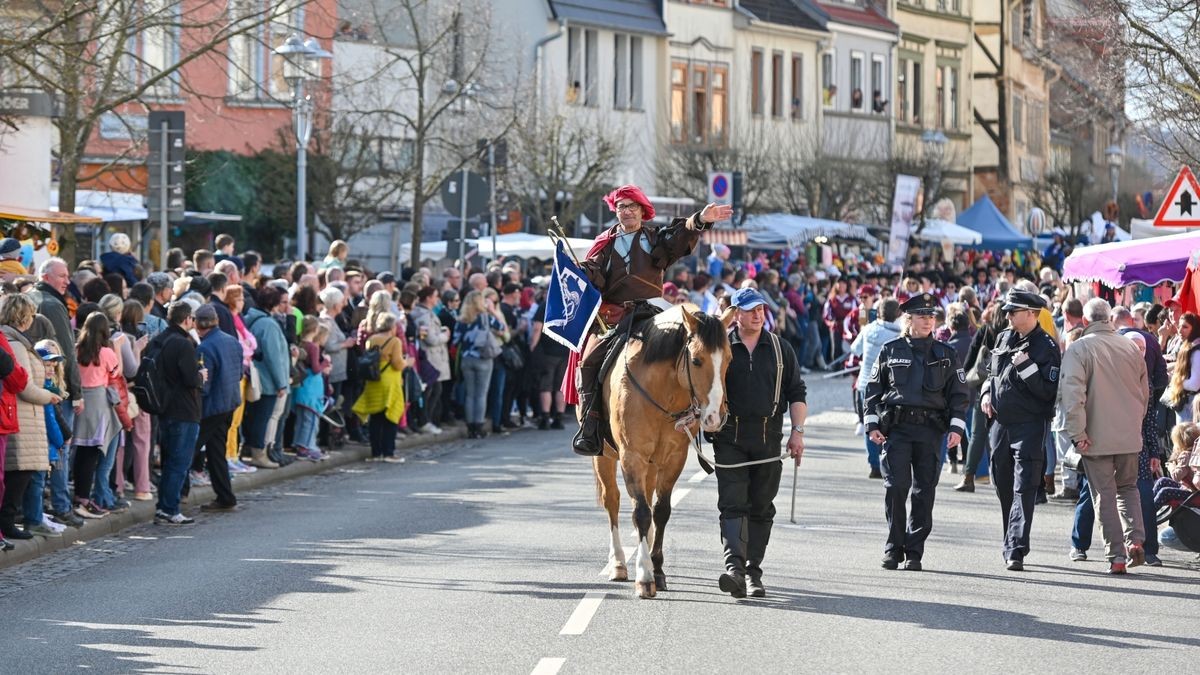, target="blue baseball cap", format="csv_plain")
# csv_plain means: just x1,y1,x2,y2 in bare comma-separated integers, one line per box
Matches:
730,288,768,310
